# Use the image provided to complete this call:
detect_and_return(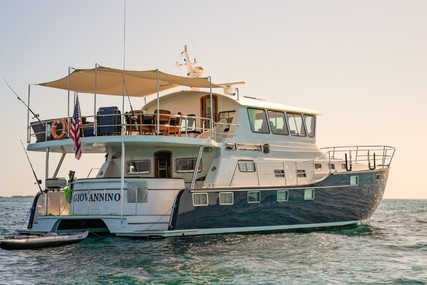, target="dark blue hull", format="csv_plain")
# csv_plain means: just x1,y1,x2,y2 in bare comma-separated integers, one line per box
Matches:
170,169,388,232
